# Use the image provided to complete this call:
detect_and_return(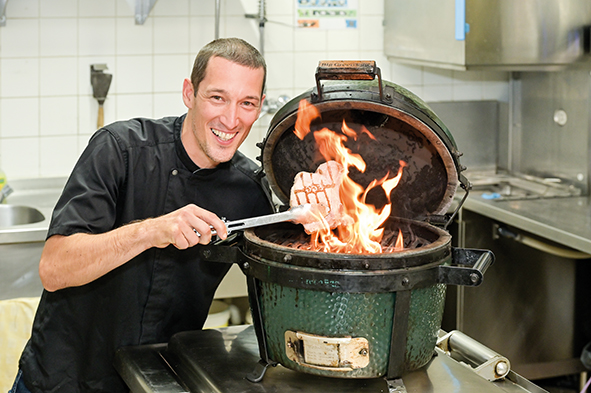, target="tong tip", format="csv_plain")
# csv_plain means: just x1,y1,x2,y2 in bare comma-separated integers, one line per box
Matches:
291,203,330,223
